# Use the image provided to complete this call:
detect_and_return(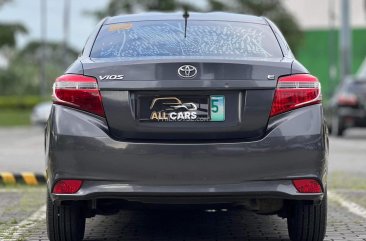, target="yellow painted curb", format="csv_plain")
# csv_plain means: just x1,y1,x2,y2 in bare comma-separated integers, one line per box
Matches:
0,172,46,185
1,172,16,184
21,172,39,185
